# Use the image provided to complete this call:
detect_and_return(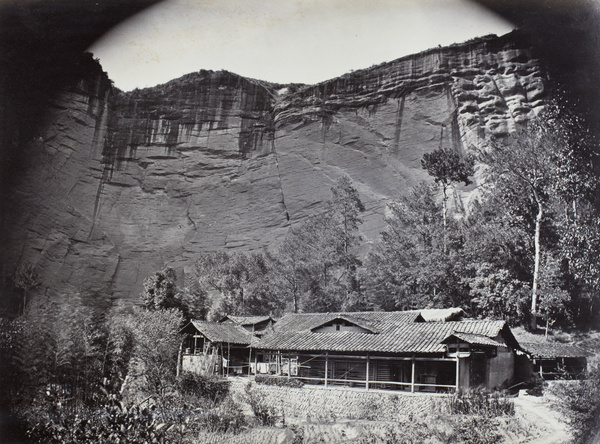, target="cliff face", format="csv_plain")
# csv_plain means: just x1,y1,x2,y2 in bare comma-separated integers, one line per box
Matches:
5,31,549,304
3,57,115,300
